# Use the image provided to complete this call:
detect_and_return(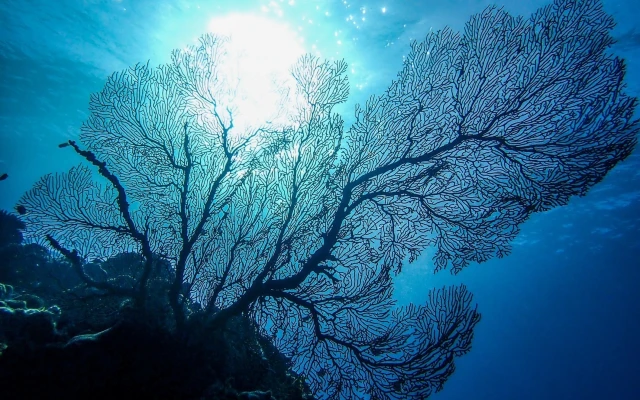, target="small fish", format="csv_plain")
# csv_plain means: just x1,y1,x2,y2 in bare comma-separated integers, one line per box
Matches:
15,205,26,215
58,142,70,148
0,173,7,181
